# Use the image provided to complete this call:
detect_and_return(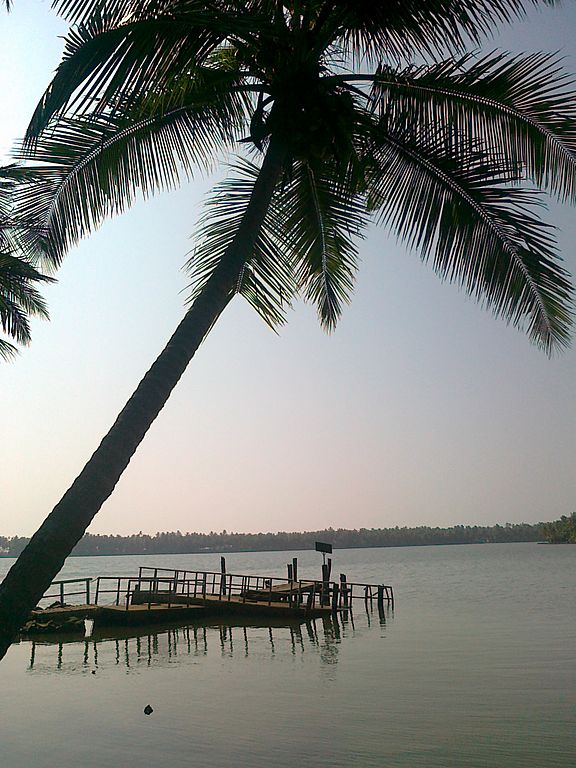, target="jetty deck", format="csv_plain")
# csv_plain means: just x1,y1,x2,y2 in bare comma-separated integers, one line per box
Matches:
22,561,393,635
